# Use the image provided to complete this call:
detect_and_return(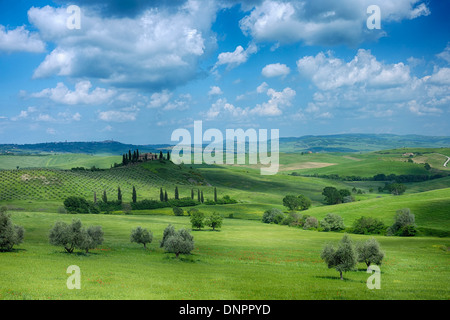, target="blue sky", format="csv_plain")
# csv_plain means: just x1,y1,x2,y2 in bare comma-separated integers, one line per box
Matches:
0,0,449,144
